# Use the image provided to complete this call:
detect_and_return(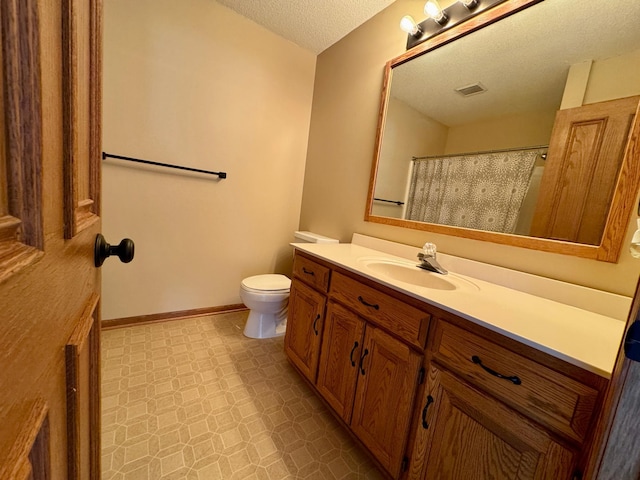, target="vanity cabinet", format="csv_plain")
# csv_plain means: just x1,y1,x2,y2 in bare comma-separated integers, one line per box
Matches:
409,363,575,480
285,251,607,480
407,318,606,479
316,300,423,478
284,255,330,383
429,320,601,443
